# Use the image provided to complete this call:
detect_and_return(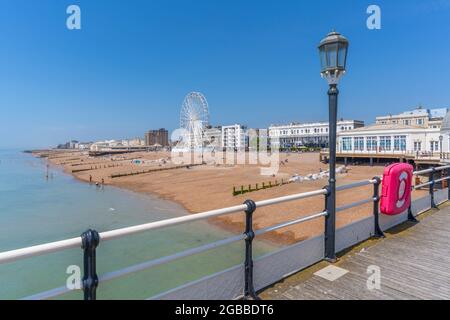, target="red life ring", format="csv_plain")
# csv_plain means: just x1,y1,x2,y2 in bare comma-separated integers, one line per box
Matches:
380,163,413,215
